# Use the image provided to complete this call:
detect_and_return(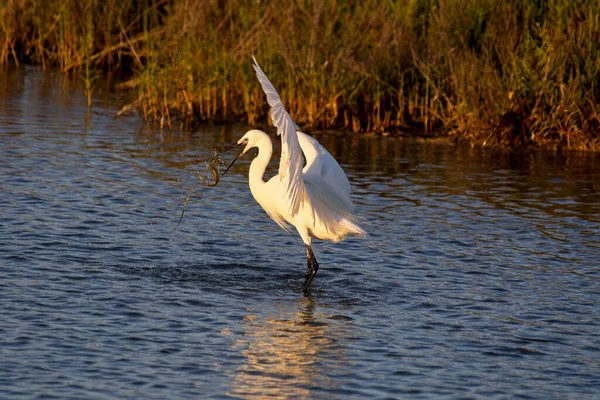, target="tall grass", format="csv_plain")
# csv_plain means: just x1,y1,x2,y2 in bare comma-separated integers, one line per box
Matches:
2,0,599,149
